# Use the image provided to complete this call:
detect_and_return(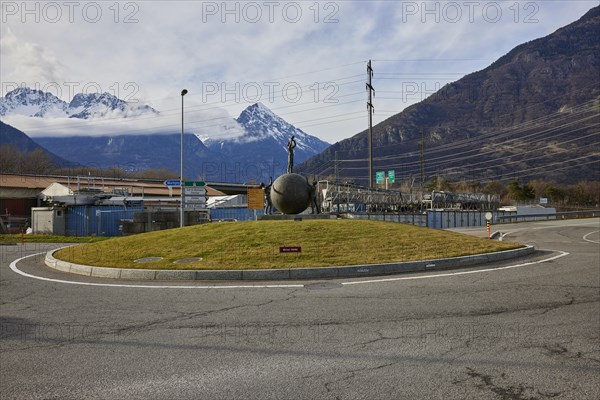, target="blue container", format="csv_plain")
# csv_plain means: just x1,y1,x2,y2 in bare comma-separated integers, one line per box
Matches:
65,206,143,237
